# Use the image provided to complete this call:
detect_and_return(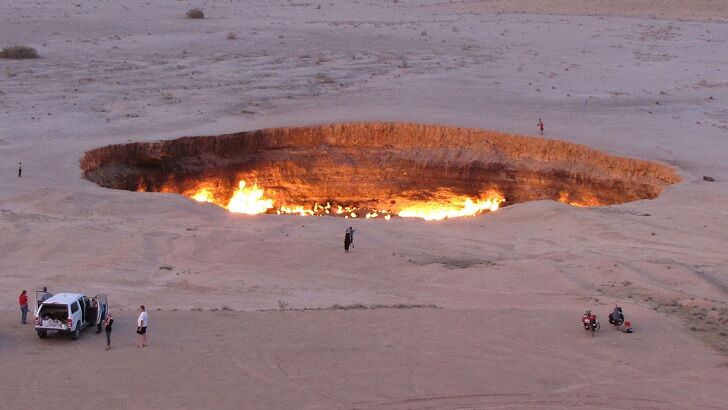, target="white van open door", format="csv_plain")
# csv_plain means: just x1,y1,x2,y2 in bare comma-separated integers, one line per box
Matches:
35,290,53,309
93,294,109,325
